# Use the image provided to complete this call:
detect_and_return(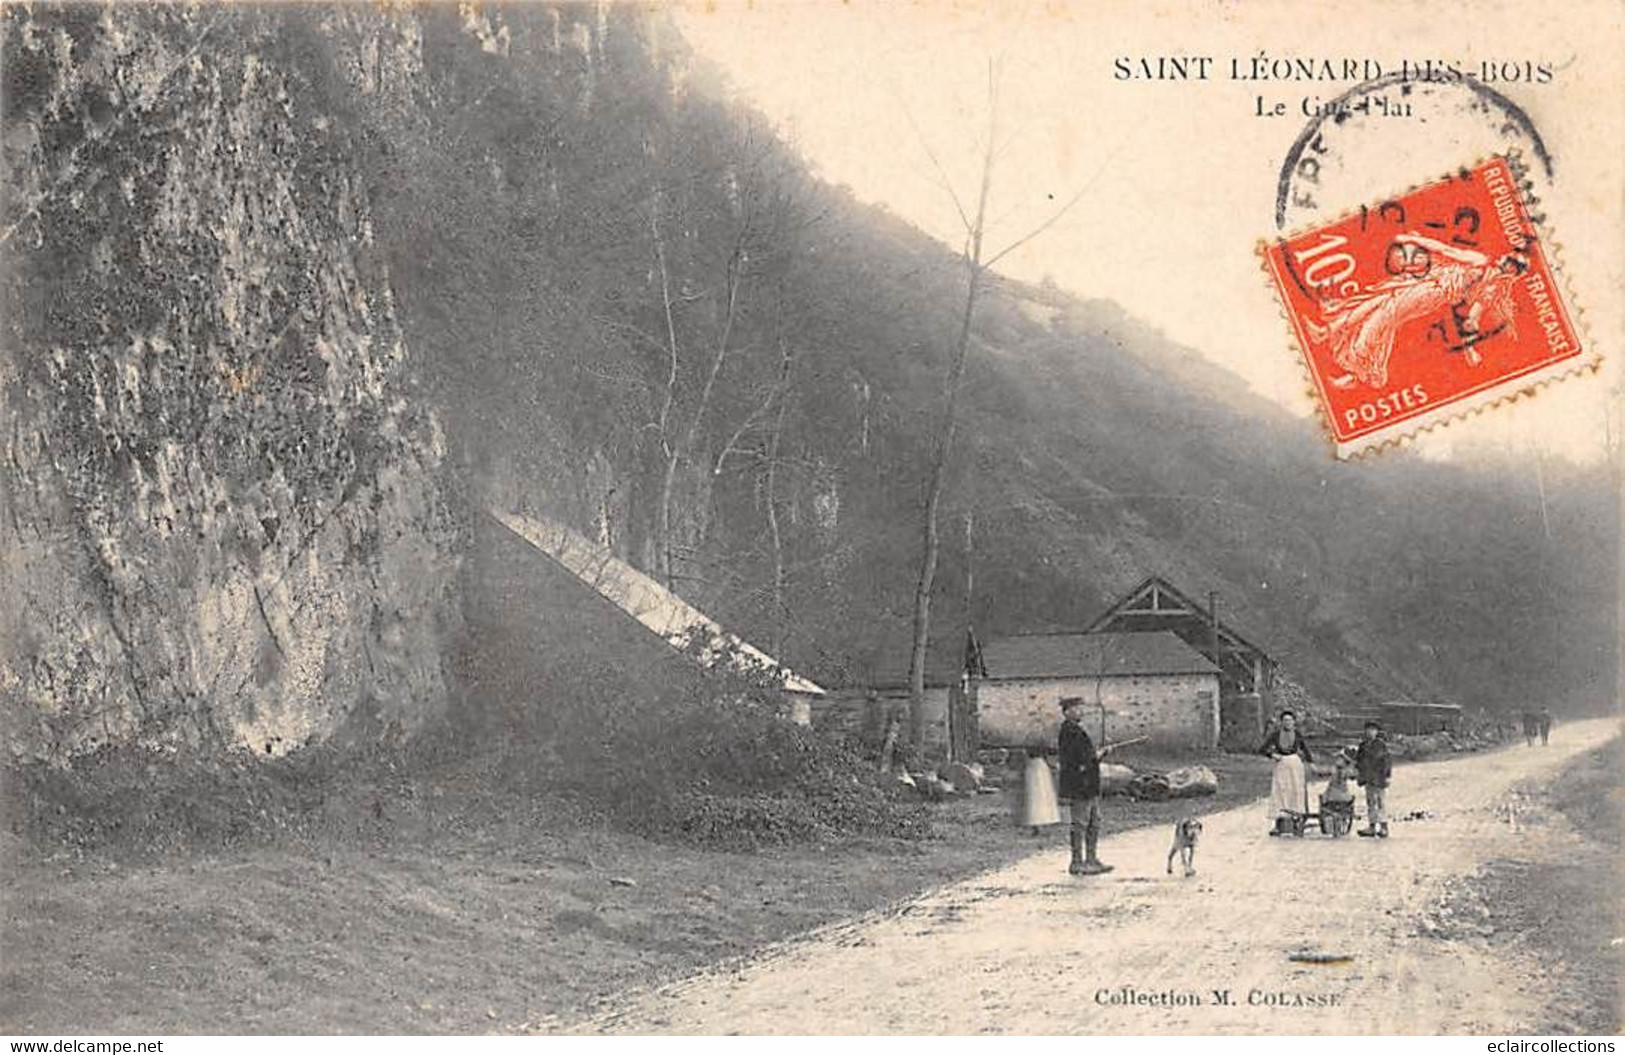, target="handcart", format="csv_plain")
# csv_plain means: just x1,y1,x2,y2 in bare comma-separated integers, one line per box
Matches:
1282,781,1356,838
